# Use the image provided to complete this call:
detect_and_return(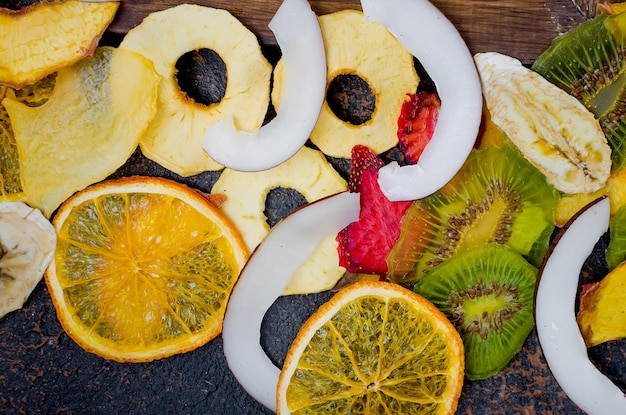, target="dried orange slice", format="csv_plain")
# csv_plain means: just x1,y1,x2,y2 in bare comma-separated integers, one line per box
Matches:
45,176,248,362
276,281,464,415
